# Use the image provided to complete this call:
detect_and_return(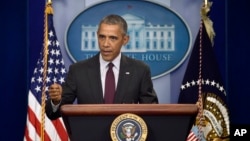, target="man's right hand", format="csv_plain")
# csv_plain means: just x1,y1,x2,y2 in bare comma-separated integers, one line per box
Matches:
48,83,62,105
